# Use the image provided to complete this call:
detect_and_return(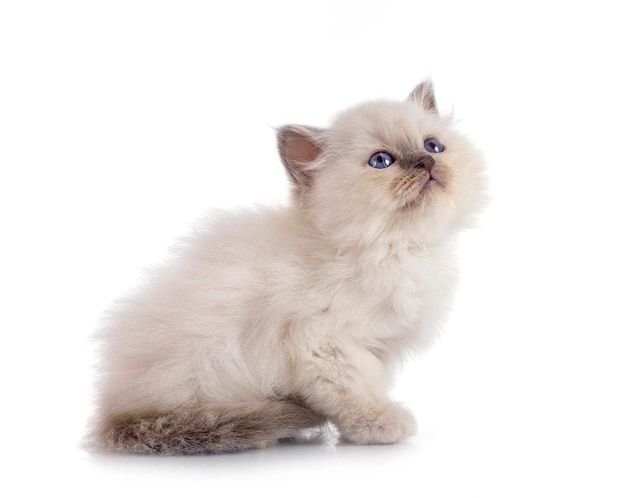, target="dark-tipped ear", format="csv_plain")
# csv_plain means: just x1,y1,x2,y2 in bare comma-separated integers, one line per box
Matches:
407,80,438,114
277,125,325,190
